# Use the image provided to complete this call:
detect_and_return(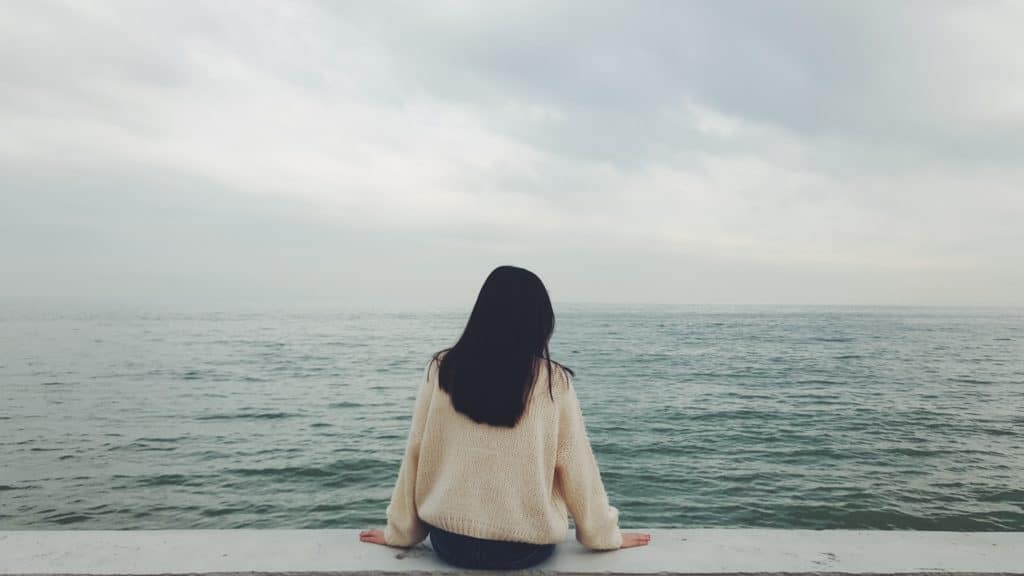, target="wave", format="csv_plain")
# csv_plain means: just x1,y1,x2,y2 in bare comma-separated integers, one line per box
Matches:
195,412,300,421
